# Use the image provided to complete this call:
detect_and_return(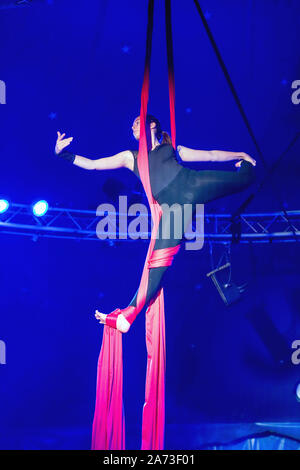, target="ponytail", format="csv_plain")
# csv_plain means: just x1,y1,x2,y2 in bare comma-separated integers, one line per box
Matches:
161,131,172,146
145,114,173,147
